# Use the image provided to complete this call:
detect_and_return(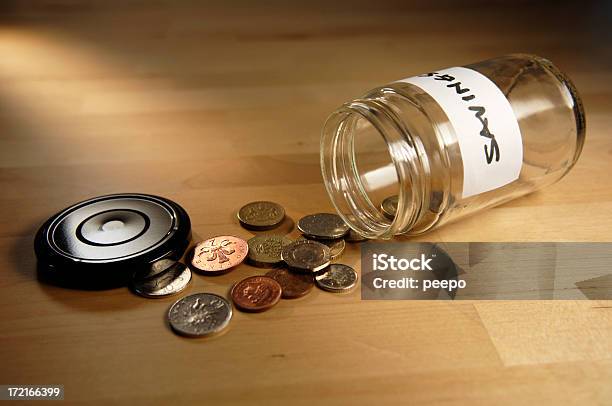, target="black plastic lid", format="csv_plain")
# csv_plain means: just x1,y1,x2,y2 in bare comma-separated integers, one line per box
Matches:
34,193,191,289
